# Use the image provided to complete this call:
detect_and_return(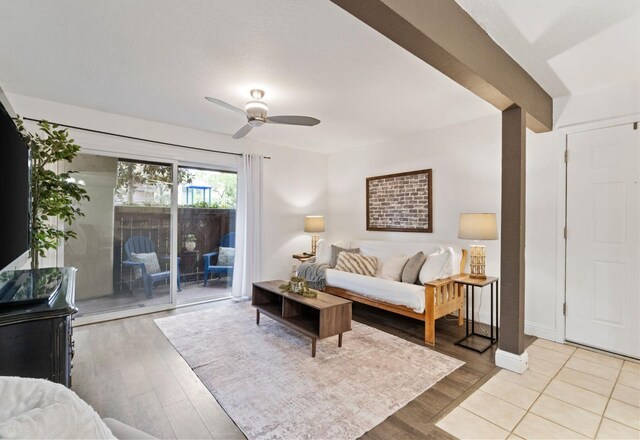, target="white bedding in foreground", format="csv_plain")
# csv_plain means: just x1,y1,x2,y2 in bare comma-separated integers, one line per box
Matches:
0,376,114,439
